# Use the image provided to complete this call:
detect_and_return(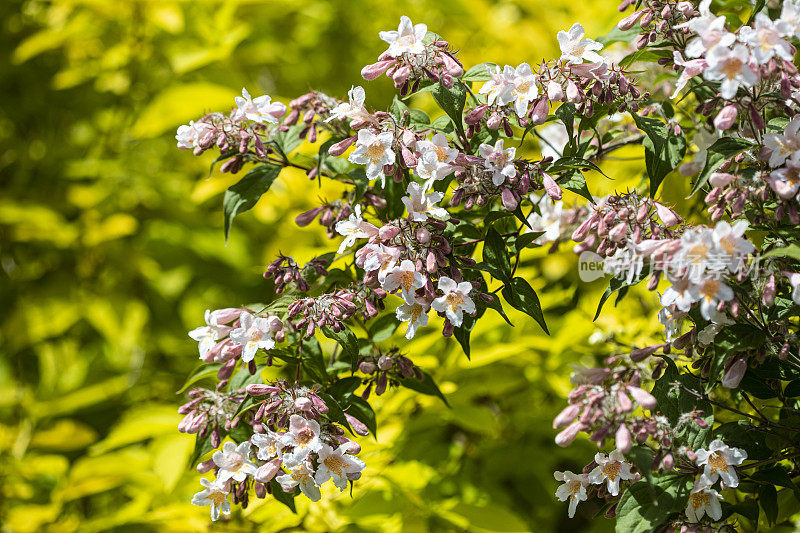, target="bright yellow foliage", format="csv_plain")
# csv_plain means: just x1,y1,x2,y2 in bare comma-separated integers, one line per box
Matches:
0,0,674,531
